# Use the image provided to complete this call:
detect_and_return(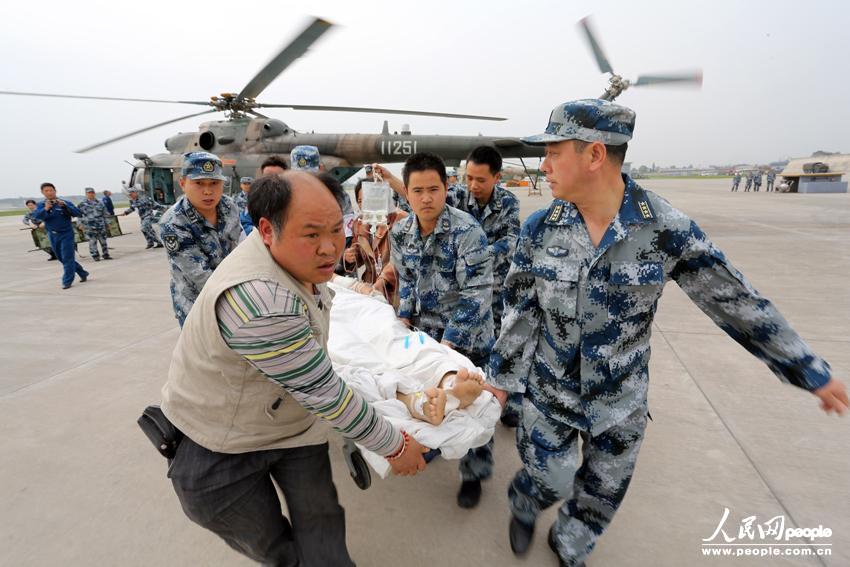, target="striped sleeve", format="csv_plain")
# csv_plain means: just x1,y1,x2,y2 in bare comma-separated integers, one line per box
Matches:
215,279,404,457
